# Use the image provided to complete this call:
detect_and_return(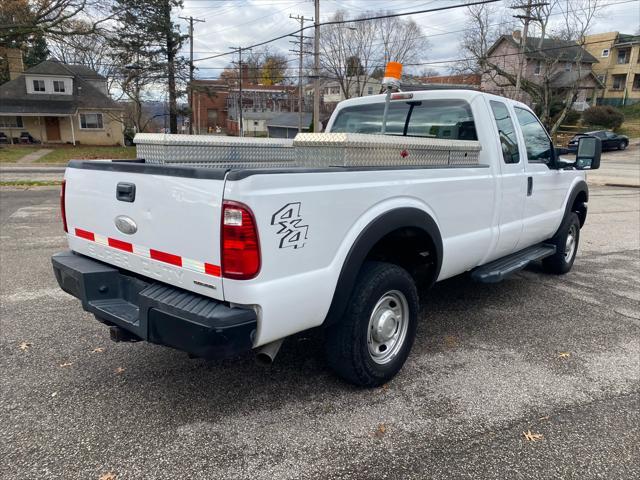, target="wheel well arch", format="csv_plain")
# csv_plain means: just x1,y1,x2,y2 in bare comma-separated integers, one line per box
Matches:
566,180,589,228
323,207,442,326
